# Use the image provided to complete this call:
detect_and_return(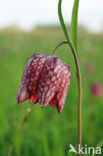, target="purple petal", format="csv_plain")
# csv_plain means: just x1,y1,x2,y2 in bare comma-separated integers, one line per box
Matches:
38,56,58,107
29,91,38,104
56,64,71,113
17,53,47,103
